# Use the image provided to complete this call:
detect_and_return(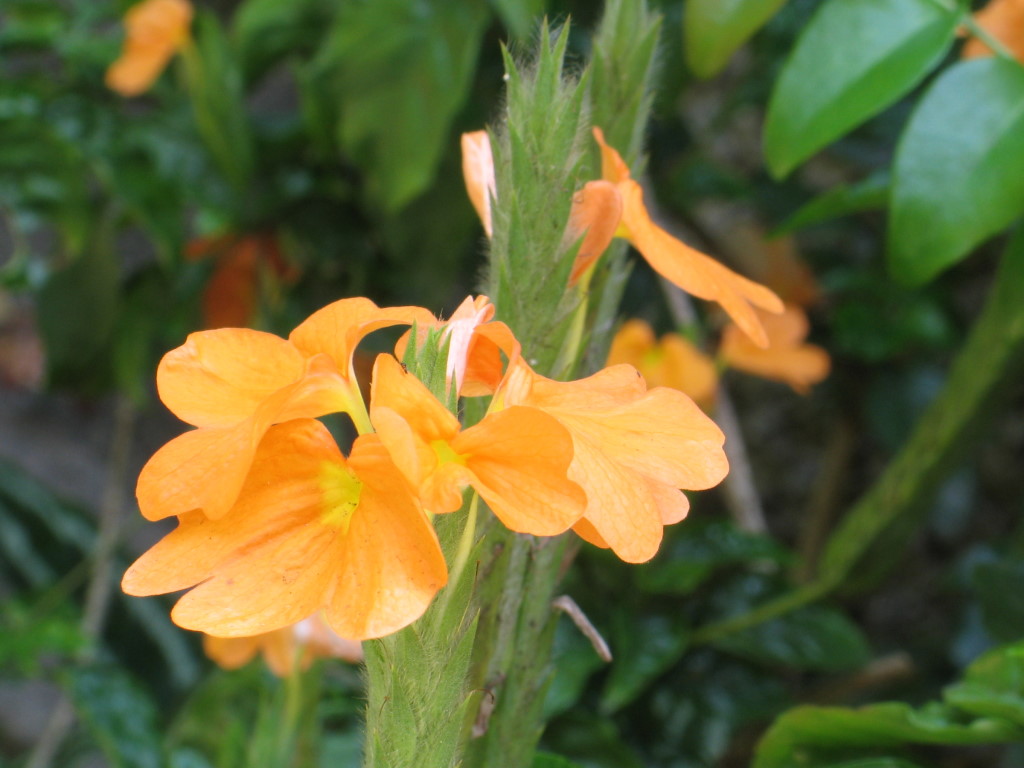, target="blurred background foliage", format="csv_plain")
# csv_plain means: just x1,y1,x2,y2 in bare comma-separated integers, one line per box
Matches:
2,0,1024,766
